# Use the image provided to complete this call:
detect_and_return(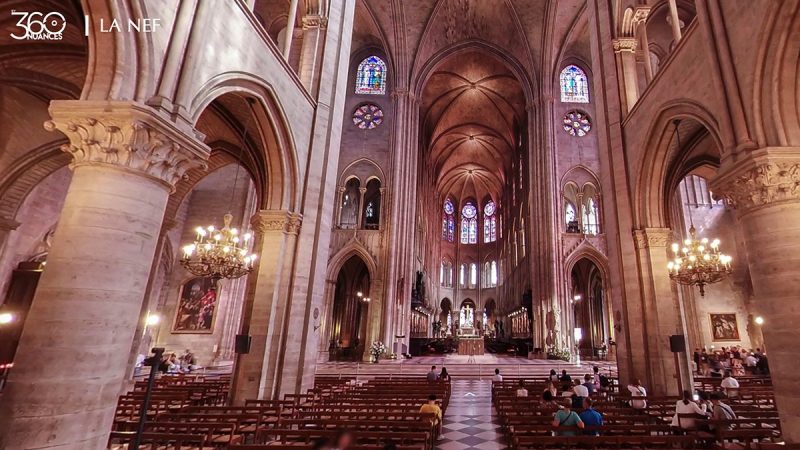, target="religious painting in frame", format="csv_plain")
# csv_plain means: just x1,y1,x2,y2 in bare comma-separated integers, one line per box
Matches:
172,277,219,333
710,313,740,341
